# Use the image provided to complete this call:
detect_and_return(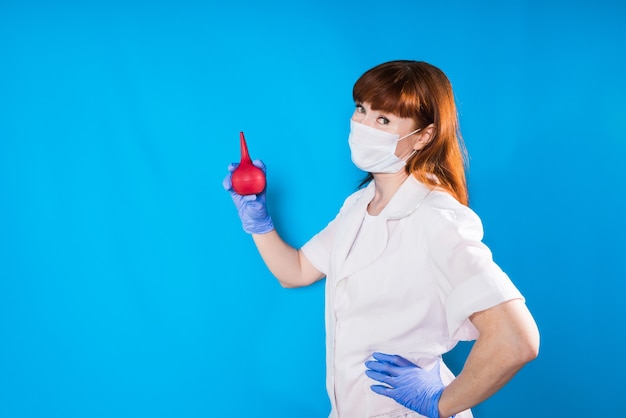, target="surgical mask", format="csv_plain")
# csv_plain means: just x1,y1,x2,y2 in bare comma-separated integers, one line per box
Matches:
348,120,421,173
